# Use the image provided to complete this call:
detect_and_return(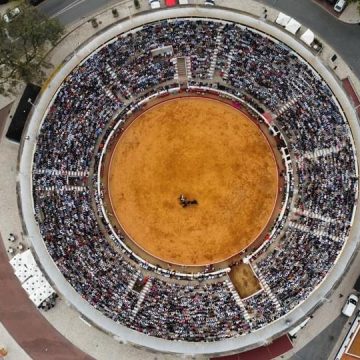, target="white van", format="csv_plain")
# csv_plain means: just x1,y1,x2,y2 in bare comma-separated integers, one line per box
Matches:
334,0,347,12
149,0,161,9
342,294,358,317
